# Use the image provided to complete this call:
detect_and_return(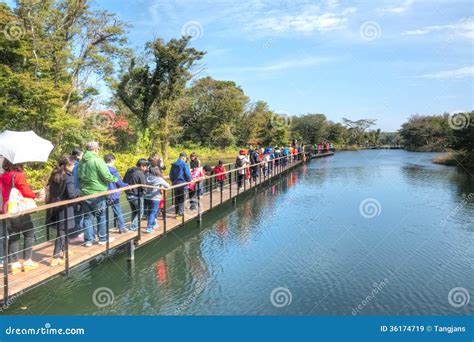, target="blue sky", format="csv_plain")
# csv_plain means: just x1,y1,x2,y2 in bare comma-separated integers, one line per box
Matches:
9,0,474,131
